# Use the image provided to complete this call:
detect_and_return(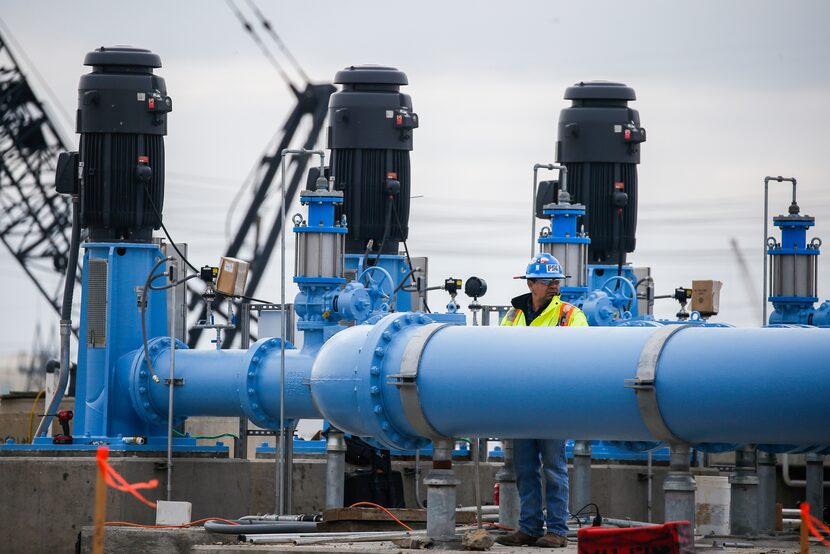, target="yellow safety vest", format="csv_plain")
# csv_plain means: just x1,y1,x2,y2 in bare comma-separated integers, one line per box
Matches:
500,296,588,327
